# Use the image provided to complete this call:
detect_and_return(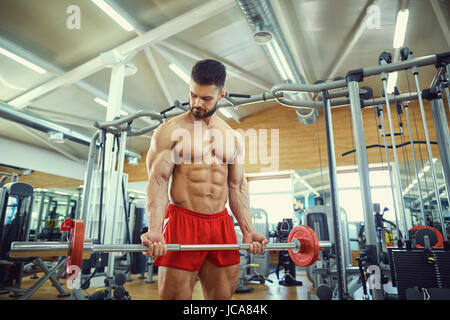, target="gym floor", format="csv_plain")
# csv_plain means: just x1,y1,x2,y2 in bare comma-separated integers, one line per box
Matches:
0,254,313,300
